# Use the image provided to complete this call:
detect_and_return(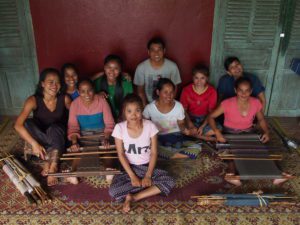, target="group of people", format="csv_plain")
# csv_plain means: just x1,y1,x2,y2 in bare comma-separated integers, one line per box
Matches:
15,37,272,212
